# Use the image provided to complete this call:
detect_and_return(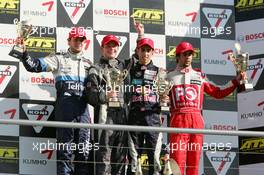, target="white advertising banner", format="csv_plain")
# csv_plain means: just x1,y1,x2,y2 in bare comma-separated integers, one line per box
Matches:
93,0,129,32
20,0,57,27
165,0,200,38
0,98,19,136
236,18,264,56
19,137,56,175
203,110,238,148
238,90,264,129
201,39,236,76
